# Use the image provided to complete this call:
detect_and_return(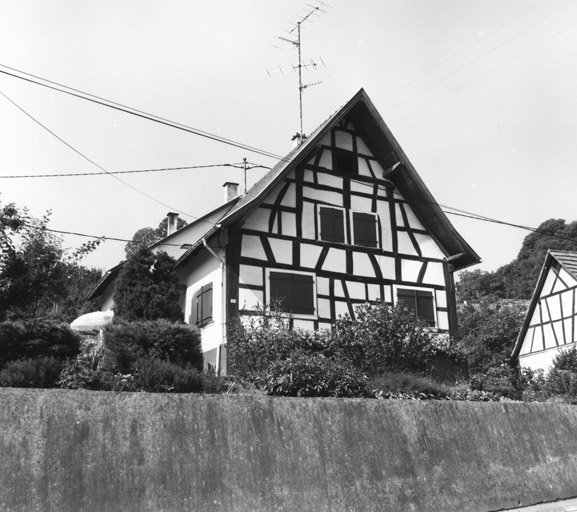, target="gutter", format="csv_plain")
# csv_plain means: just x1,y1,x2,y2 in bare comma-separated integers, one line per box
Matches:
202,238,226,375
